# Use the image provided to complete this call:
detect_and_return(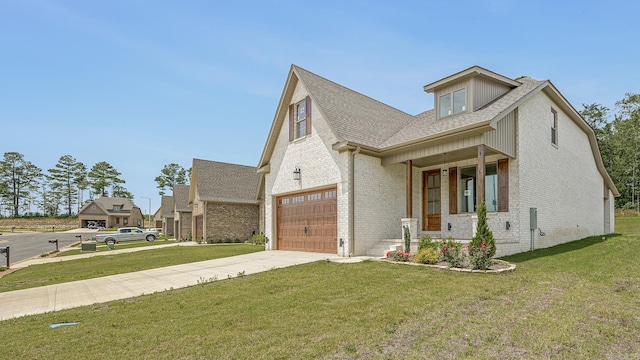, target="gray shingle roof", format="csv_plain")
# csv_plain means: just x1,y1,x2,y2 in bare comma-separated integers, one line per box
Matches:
294,65,416,148
79,197,138,215
160,195,173,218
381,78,546,148
173,184,191,212
192,159,260,204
